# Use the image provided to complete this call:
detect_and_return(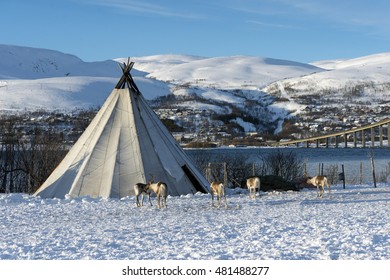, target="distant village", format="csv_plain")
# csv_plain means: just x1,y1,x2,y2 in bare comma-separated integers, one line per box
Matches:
2,101,388,148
